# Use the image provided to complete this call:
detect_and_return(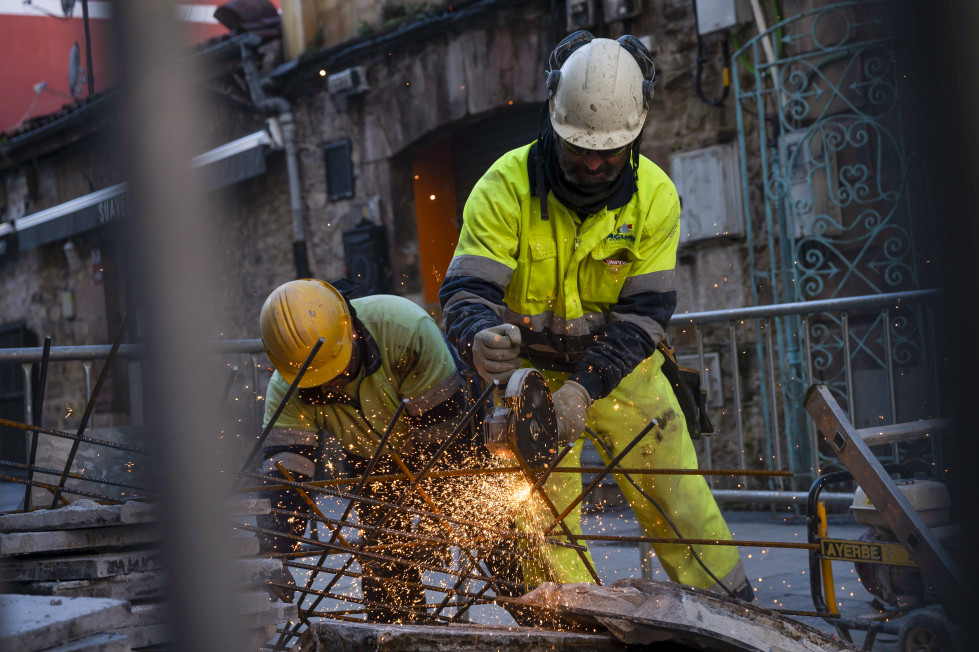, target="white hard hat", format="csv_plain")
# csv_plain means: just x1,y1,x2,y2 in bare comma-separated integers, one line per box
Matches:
547,36,652,151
